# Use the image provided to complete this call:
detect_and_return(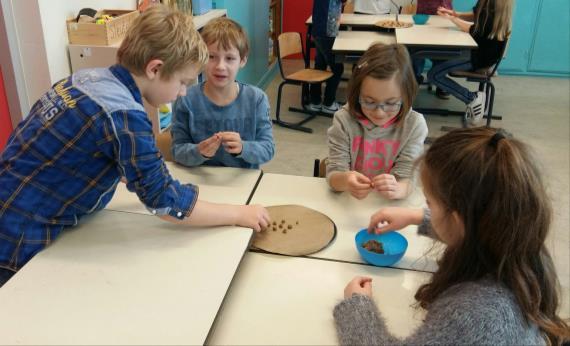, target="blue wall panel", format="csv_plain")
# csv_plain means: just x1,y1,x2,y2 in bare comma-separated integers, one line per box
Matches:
499,0,540,73
450,0,569,77
527,0,570,75
214,0,277,86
